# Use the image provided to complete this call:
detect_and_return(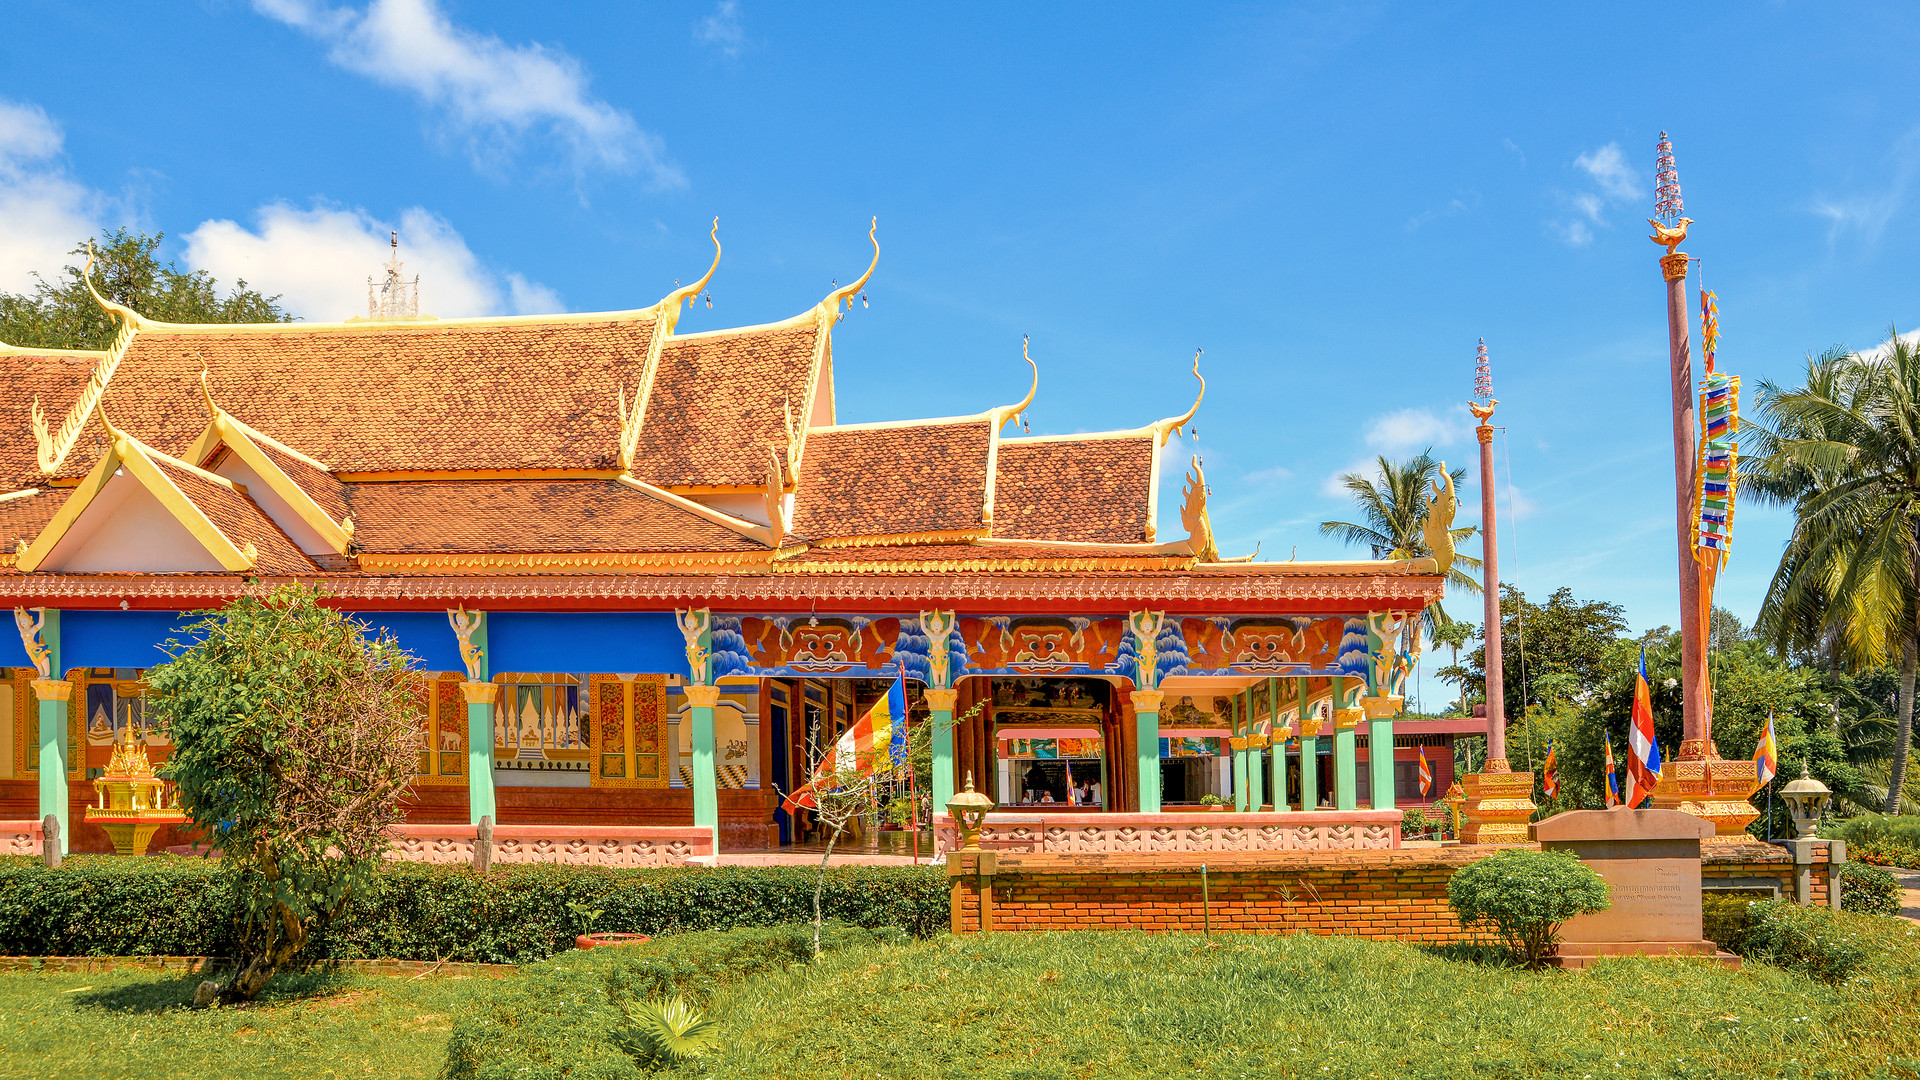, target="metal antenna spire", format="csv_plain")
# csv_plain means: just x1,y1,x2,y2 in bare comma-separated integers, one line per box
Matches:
1473,338,1493,401
1654,131,1683,228
367,229,421,319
